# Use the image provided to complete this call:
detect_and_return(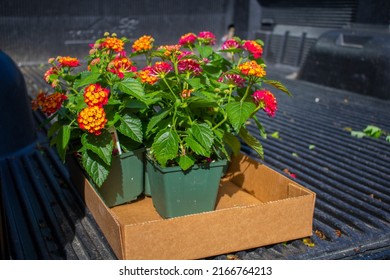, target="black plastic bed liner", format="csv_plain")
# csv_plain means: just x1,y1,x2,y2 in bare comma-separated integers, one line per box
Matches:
1,64,389,260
